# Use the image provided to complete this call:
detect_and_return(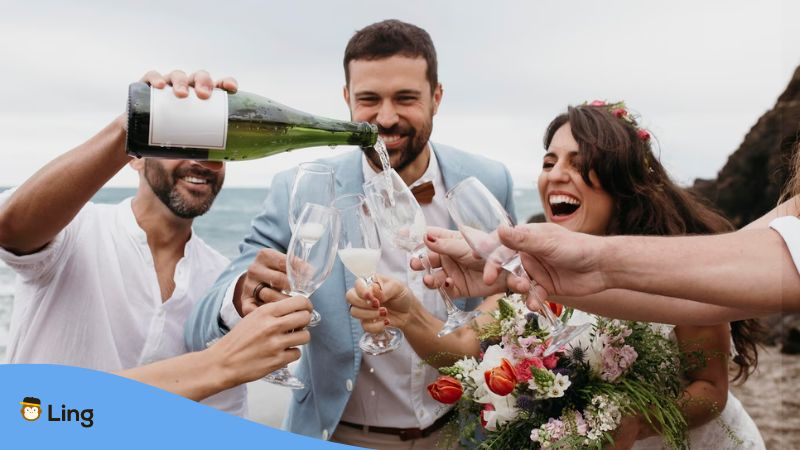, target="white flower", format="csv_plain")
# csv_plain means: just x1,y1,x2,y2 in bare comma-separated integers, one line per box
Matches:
476,386,519,431
570,330,605,375
554,373,571,391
